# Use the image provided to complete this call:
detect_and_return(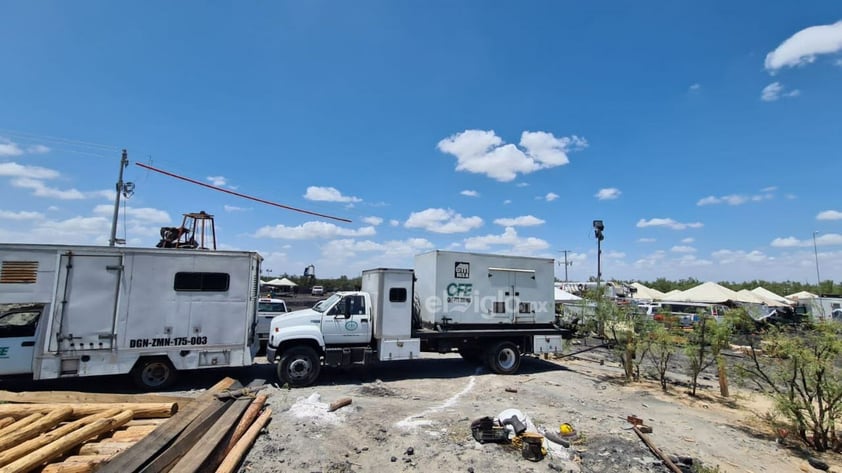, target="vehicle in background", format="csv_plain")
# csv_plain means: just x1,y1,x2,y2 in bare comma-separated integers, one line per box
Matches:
256,298,288,352
311,285,324,296
267,250,572,387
